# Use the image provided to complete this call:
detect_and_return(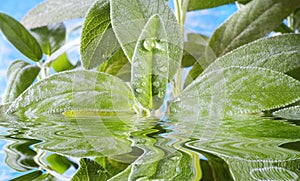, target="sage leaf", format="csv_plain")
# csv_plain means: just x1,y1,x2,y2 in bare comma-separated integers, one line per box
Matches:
10,171,43,181
184,62,204,88
7,70,137,117
97,49,131,82
170,67,300,117
46,154,73,174
273,106,300,120
209,0,300,58
52,53,75,72
21,0,95,29
31,23,66,55
205,34,300,74
187,0,251,11
0,13,42,61
110,0,183,81
3,60,40,103
81,0,121,70
71,158,107,181
131,14,168,110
